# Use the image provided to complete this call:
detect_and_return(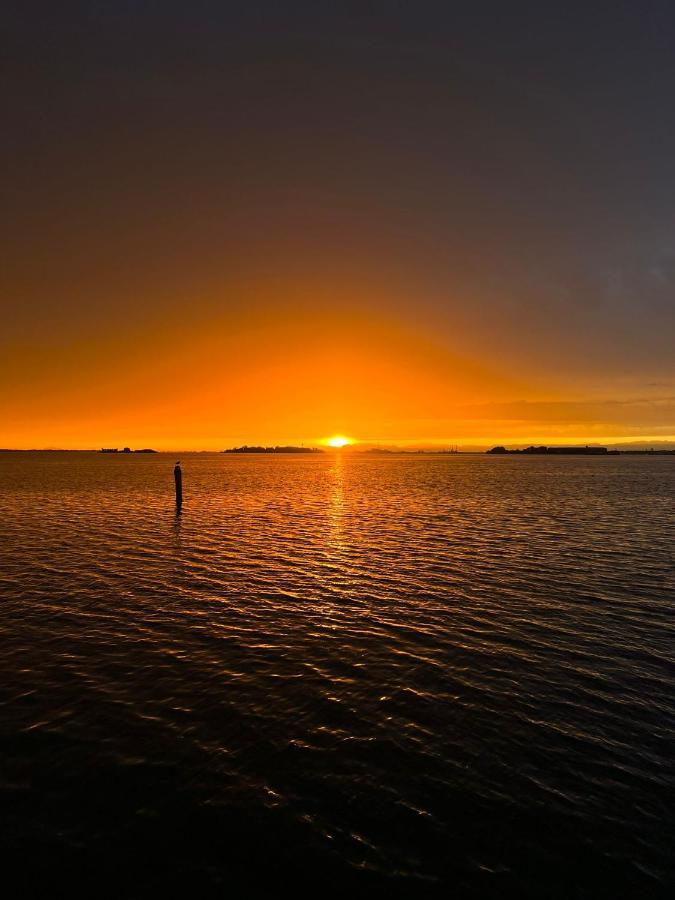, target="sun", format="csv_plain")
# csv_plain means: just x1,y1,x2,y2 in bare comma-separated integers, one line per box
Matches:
325,435,353,448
